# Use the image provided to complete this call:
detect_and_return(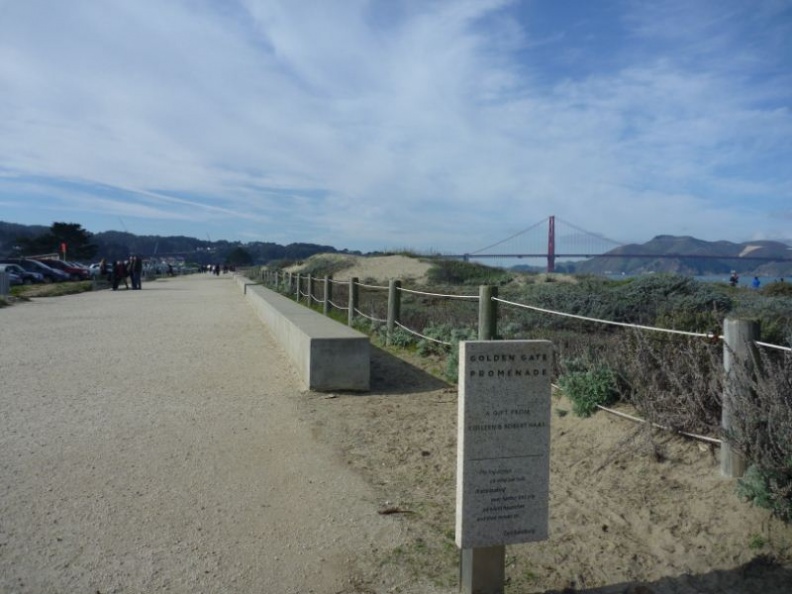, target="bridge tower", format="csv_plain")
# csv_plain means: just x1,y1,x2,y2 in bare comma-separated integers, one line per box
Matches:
547,215,555,273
